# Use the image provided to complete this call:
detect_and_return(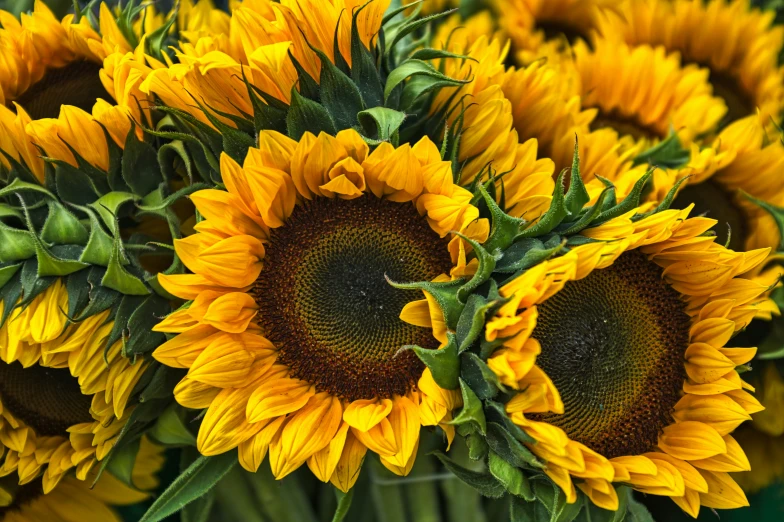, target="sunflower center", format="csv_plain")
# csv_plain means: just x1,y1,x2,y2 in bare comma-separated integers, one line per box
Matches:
529,250,690,459
12,61,110,120
254,195,453,401
538,20,587,46
589,110,661,141
0,361,94,437
708,70,755,125
0,476,43,516
672,179,746,251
